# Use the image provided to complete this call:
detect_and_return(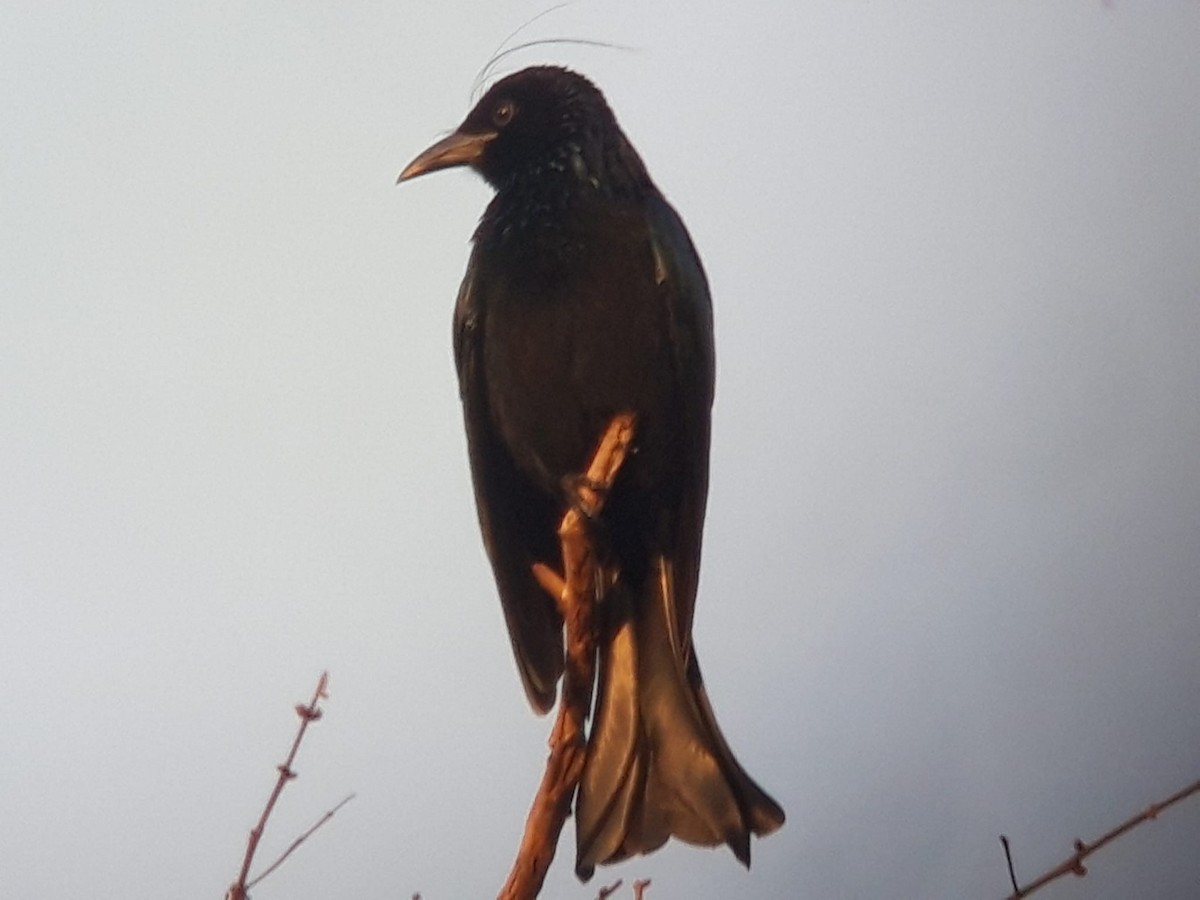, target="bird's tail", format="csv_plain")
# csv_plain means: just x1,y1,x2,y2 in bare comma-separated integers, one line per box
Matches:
574,558,785,880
